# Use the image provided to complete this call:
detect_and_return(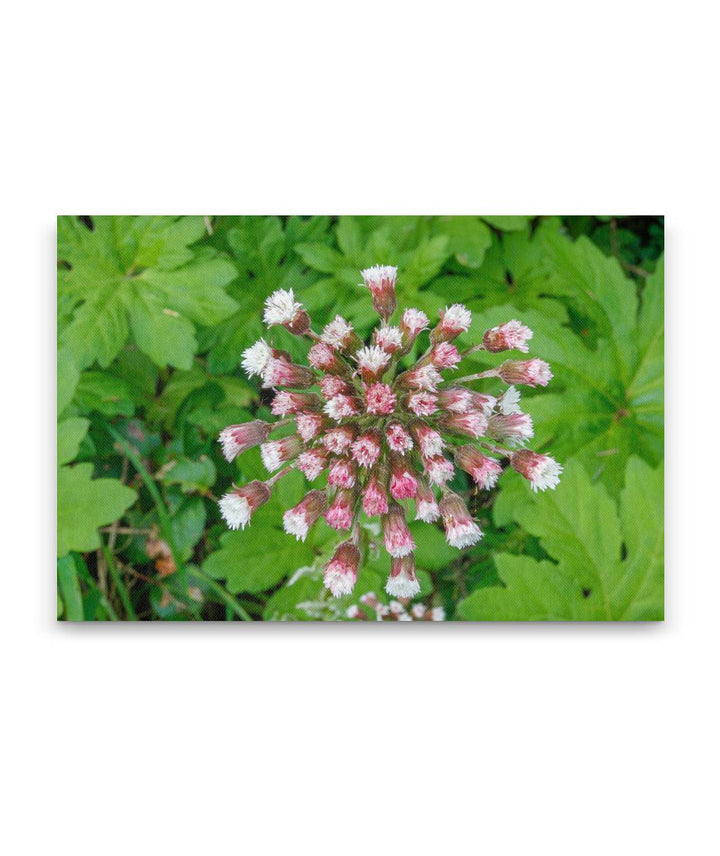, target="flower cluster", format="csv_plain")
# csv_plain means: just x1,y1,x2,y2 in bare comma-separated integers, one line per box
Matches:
219,264,562,602
346,592,446,621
